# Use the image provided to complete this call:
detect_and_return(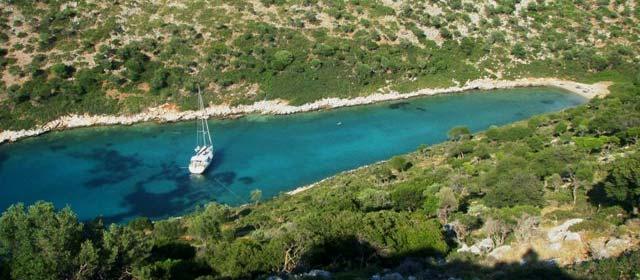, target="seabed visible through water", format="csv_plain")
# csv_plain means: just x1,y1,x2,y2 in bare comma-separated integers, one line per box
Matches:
0,87,586,222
